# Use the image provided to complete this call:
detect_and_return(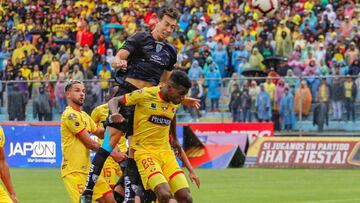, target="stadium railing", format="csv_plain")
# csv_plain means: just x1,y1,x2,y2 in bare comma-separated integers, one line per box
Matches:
0,75,359,133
